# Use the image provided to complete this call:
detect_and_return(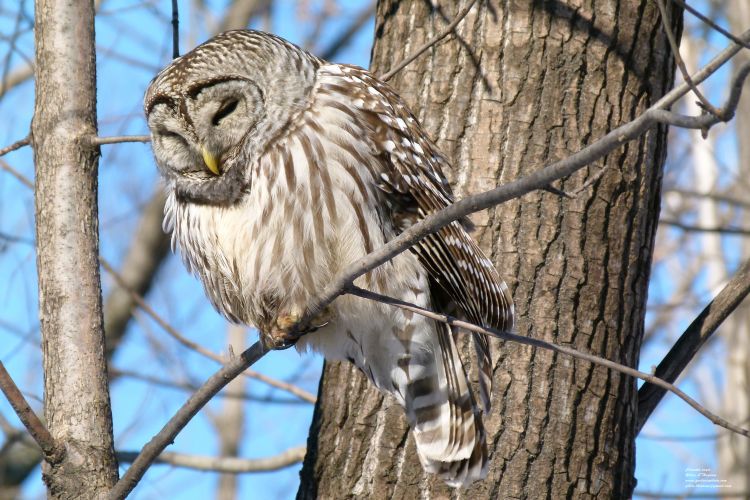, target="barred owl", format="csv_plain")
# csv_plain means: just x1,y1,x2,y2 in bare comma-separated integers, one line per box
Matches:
144,30,514,486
